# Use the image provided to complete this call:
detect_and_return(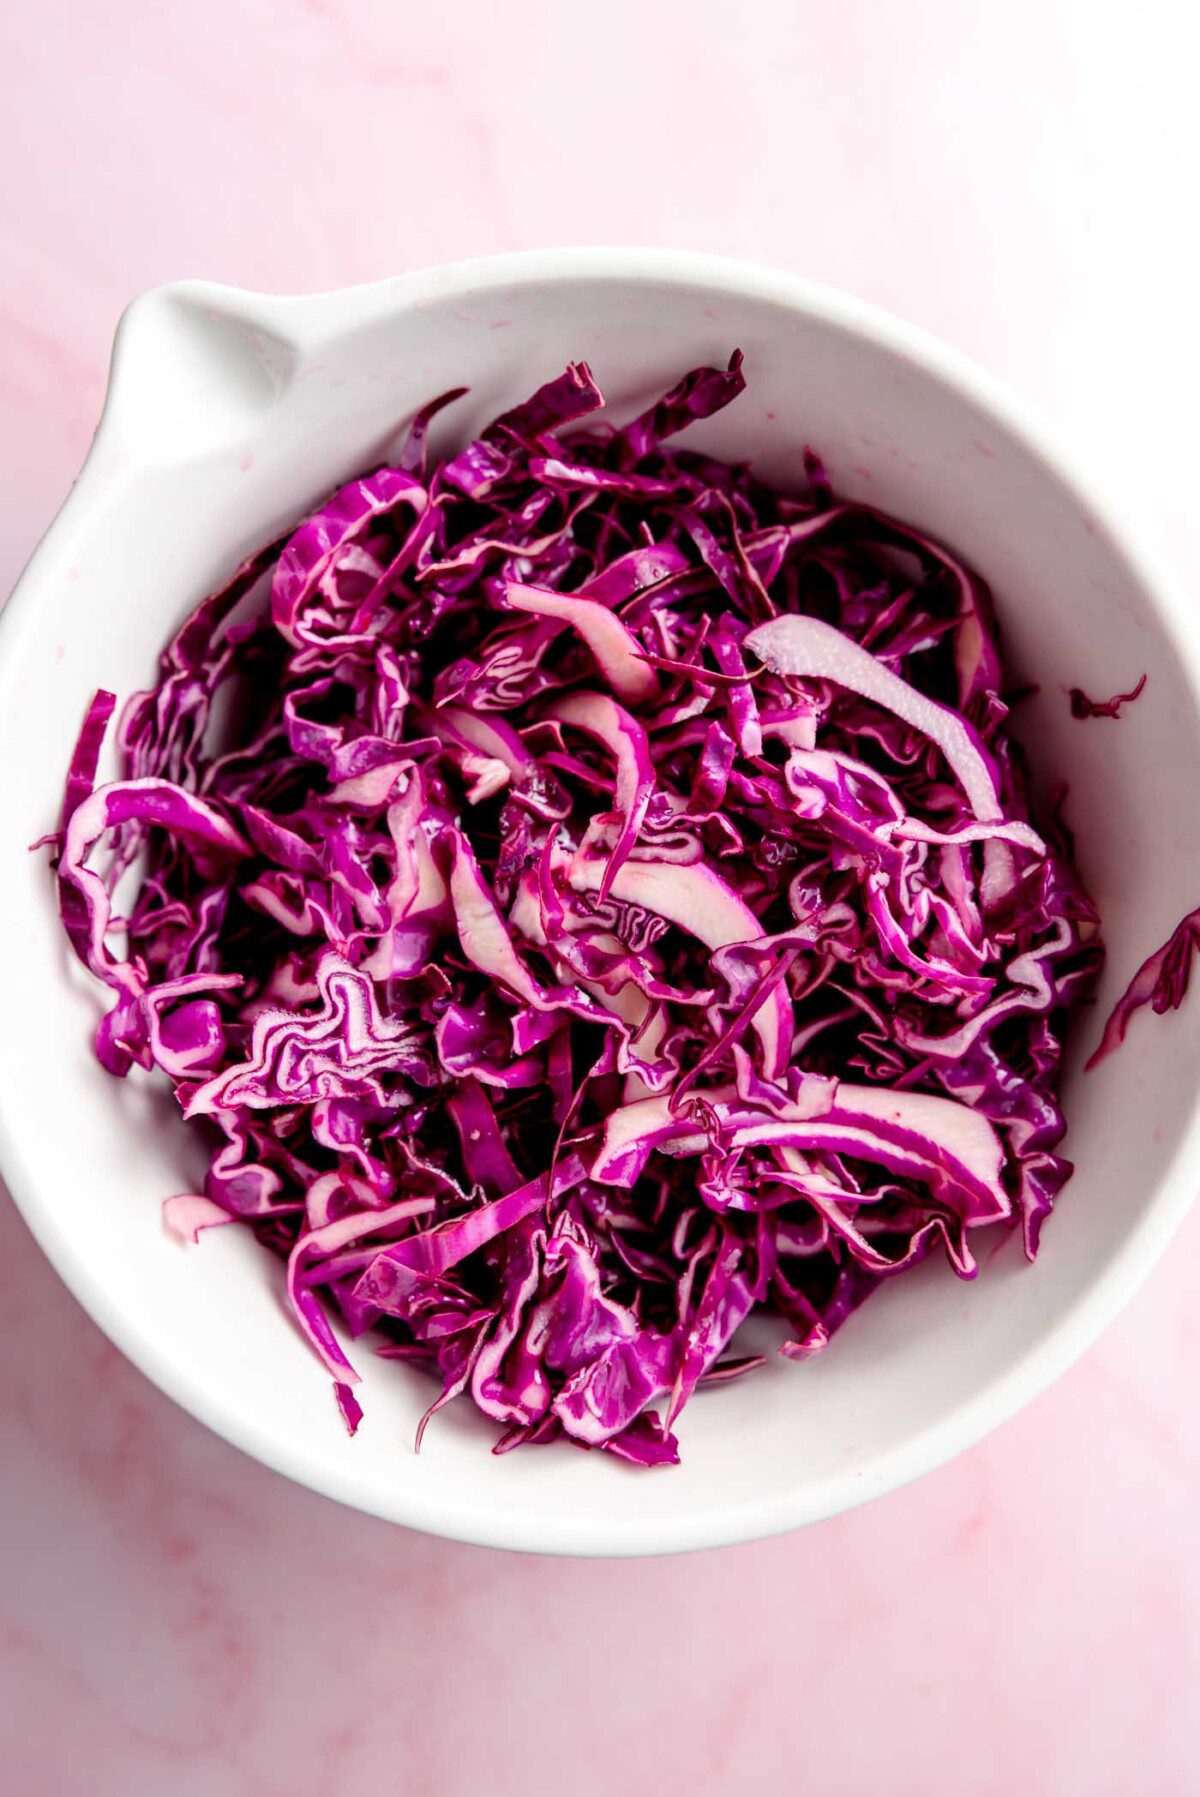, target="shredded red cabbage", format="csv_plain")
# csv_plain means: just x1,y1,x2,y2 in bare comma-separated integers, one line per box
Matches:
1087,906,1200,1069
47,355,1104,1466
1068,674,1147,720
1064,669,1200,1073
